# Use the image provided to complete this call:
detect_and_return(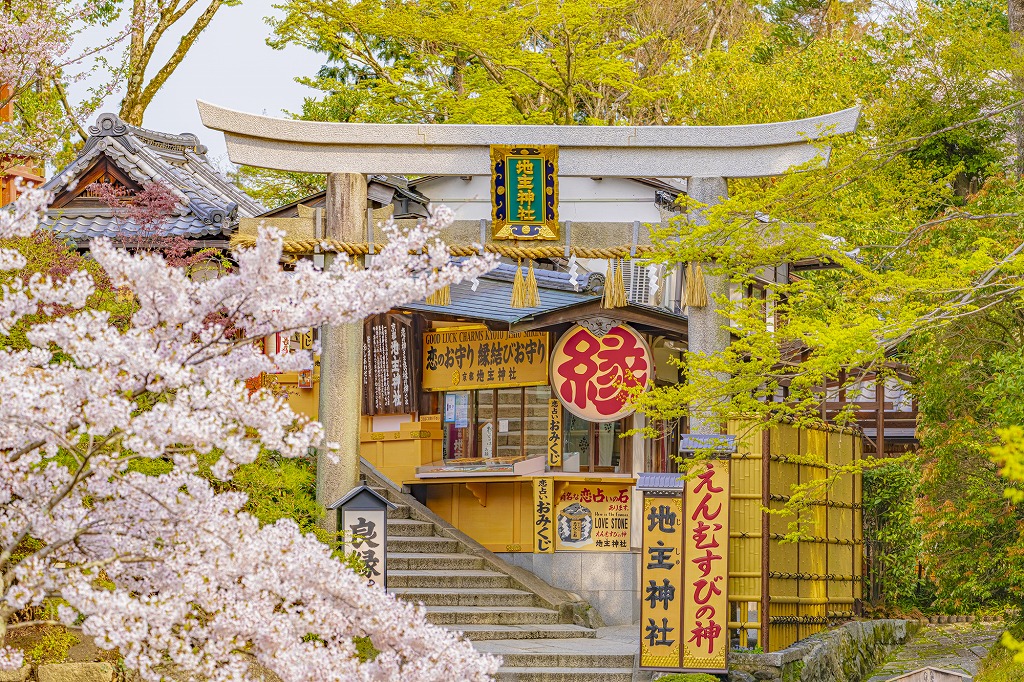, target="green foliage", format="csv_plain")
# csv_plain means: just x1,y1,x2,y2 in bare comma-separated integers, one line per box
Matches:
230,166,326,211
616,0,1024,615
977,635,1024,680
353,636,379,662
25,626,79,664
912,312,1024,611
863,459,926,607
0,232,133,352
